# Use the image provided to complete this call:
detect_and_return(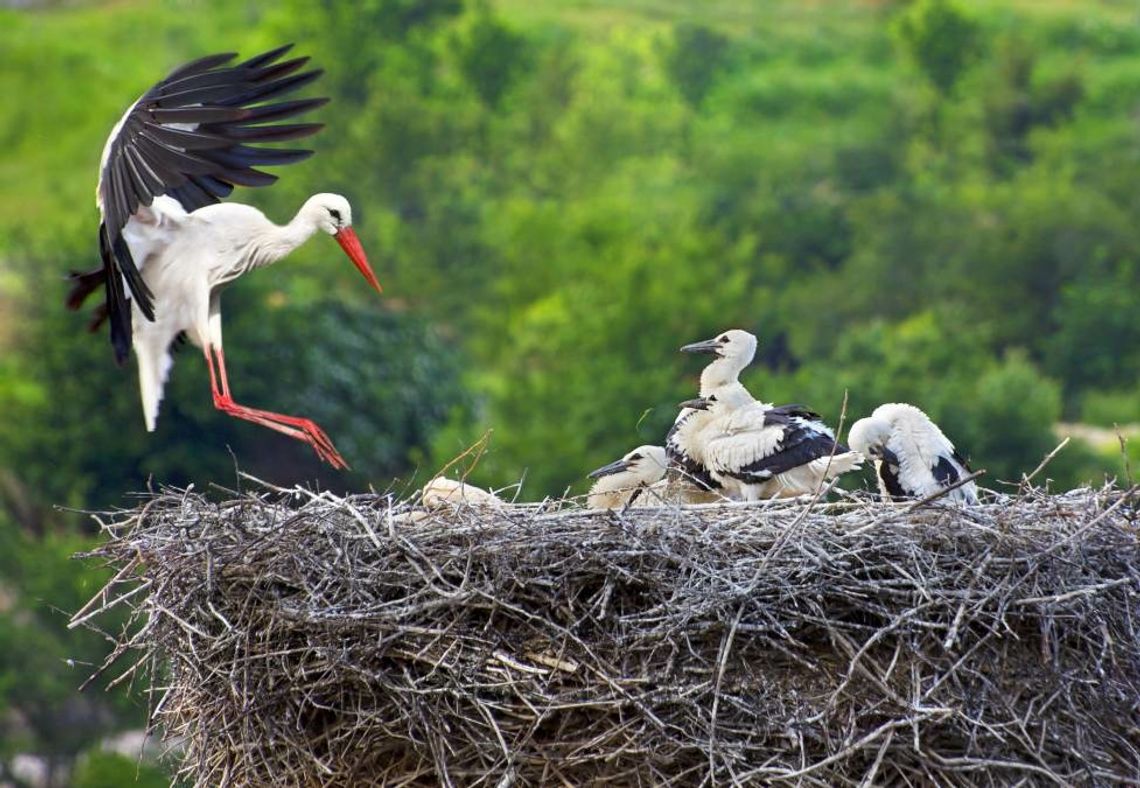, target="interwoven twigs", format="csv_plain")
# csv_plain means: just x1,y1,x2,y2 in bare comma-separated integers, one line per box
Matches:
73,483,1140,786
